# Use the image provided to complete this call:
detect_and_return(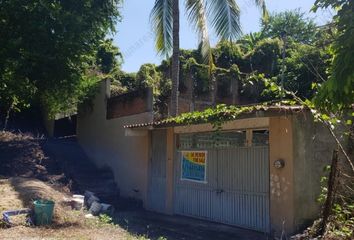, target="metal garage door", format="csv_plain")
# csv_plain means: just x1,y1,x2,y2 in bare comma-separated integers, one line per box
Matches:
174,131,270,232
147,130,167,213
